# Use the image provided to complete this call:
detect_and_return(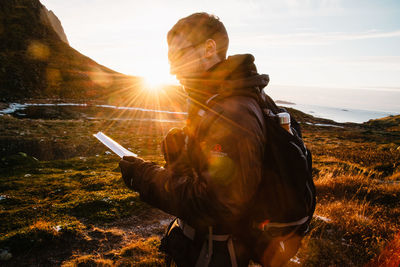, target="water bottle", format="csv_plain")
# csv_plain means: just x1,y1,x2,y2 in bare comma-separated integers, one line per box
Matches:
277,112,292,134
